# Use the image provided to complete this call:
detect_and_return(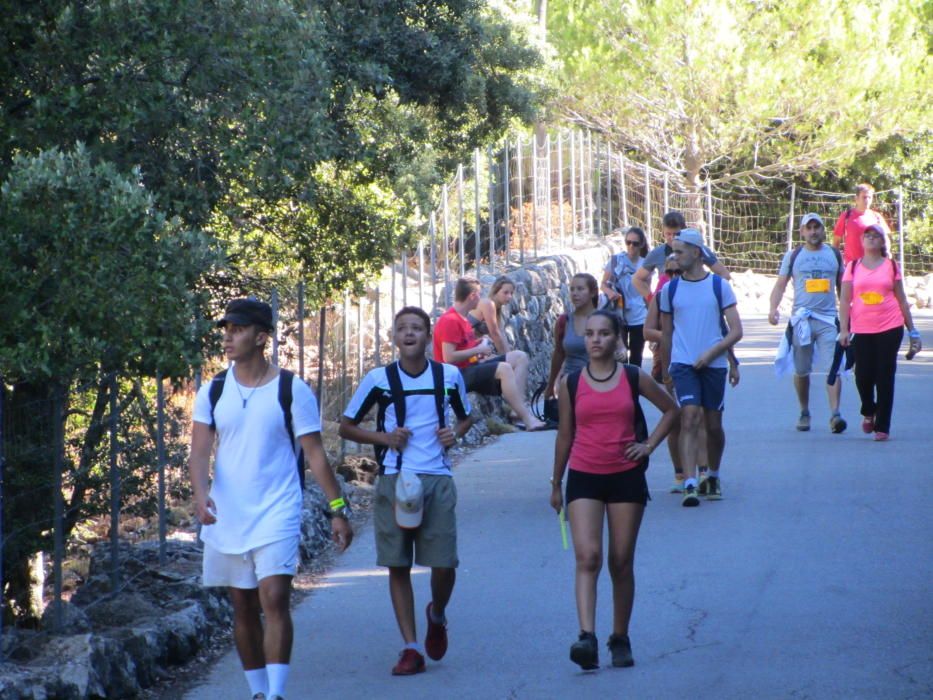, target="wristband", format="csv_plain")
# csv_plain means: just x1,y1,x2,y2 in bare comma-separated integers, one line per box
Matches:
909,330,920,339
329,497,346,511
